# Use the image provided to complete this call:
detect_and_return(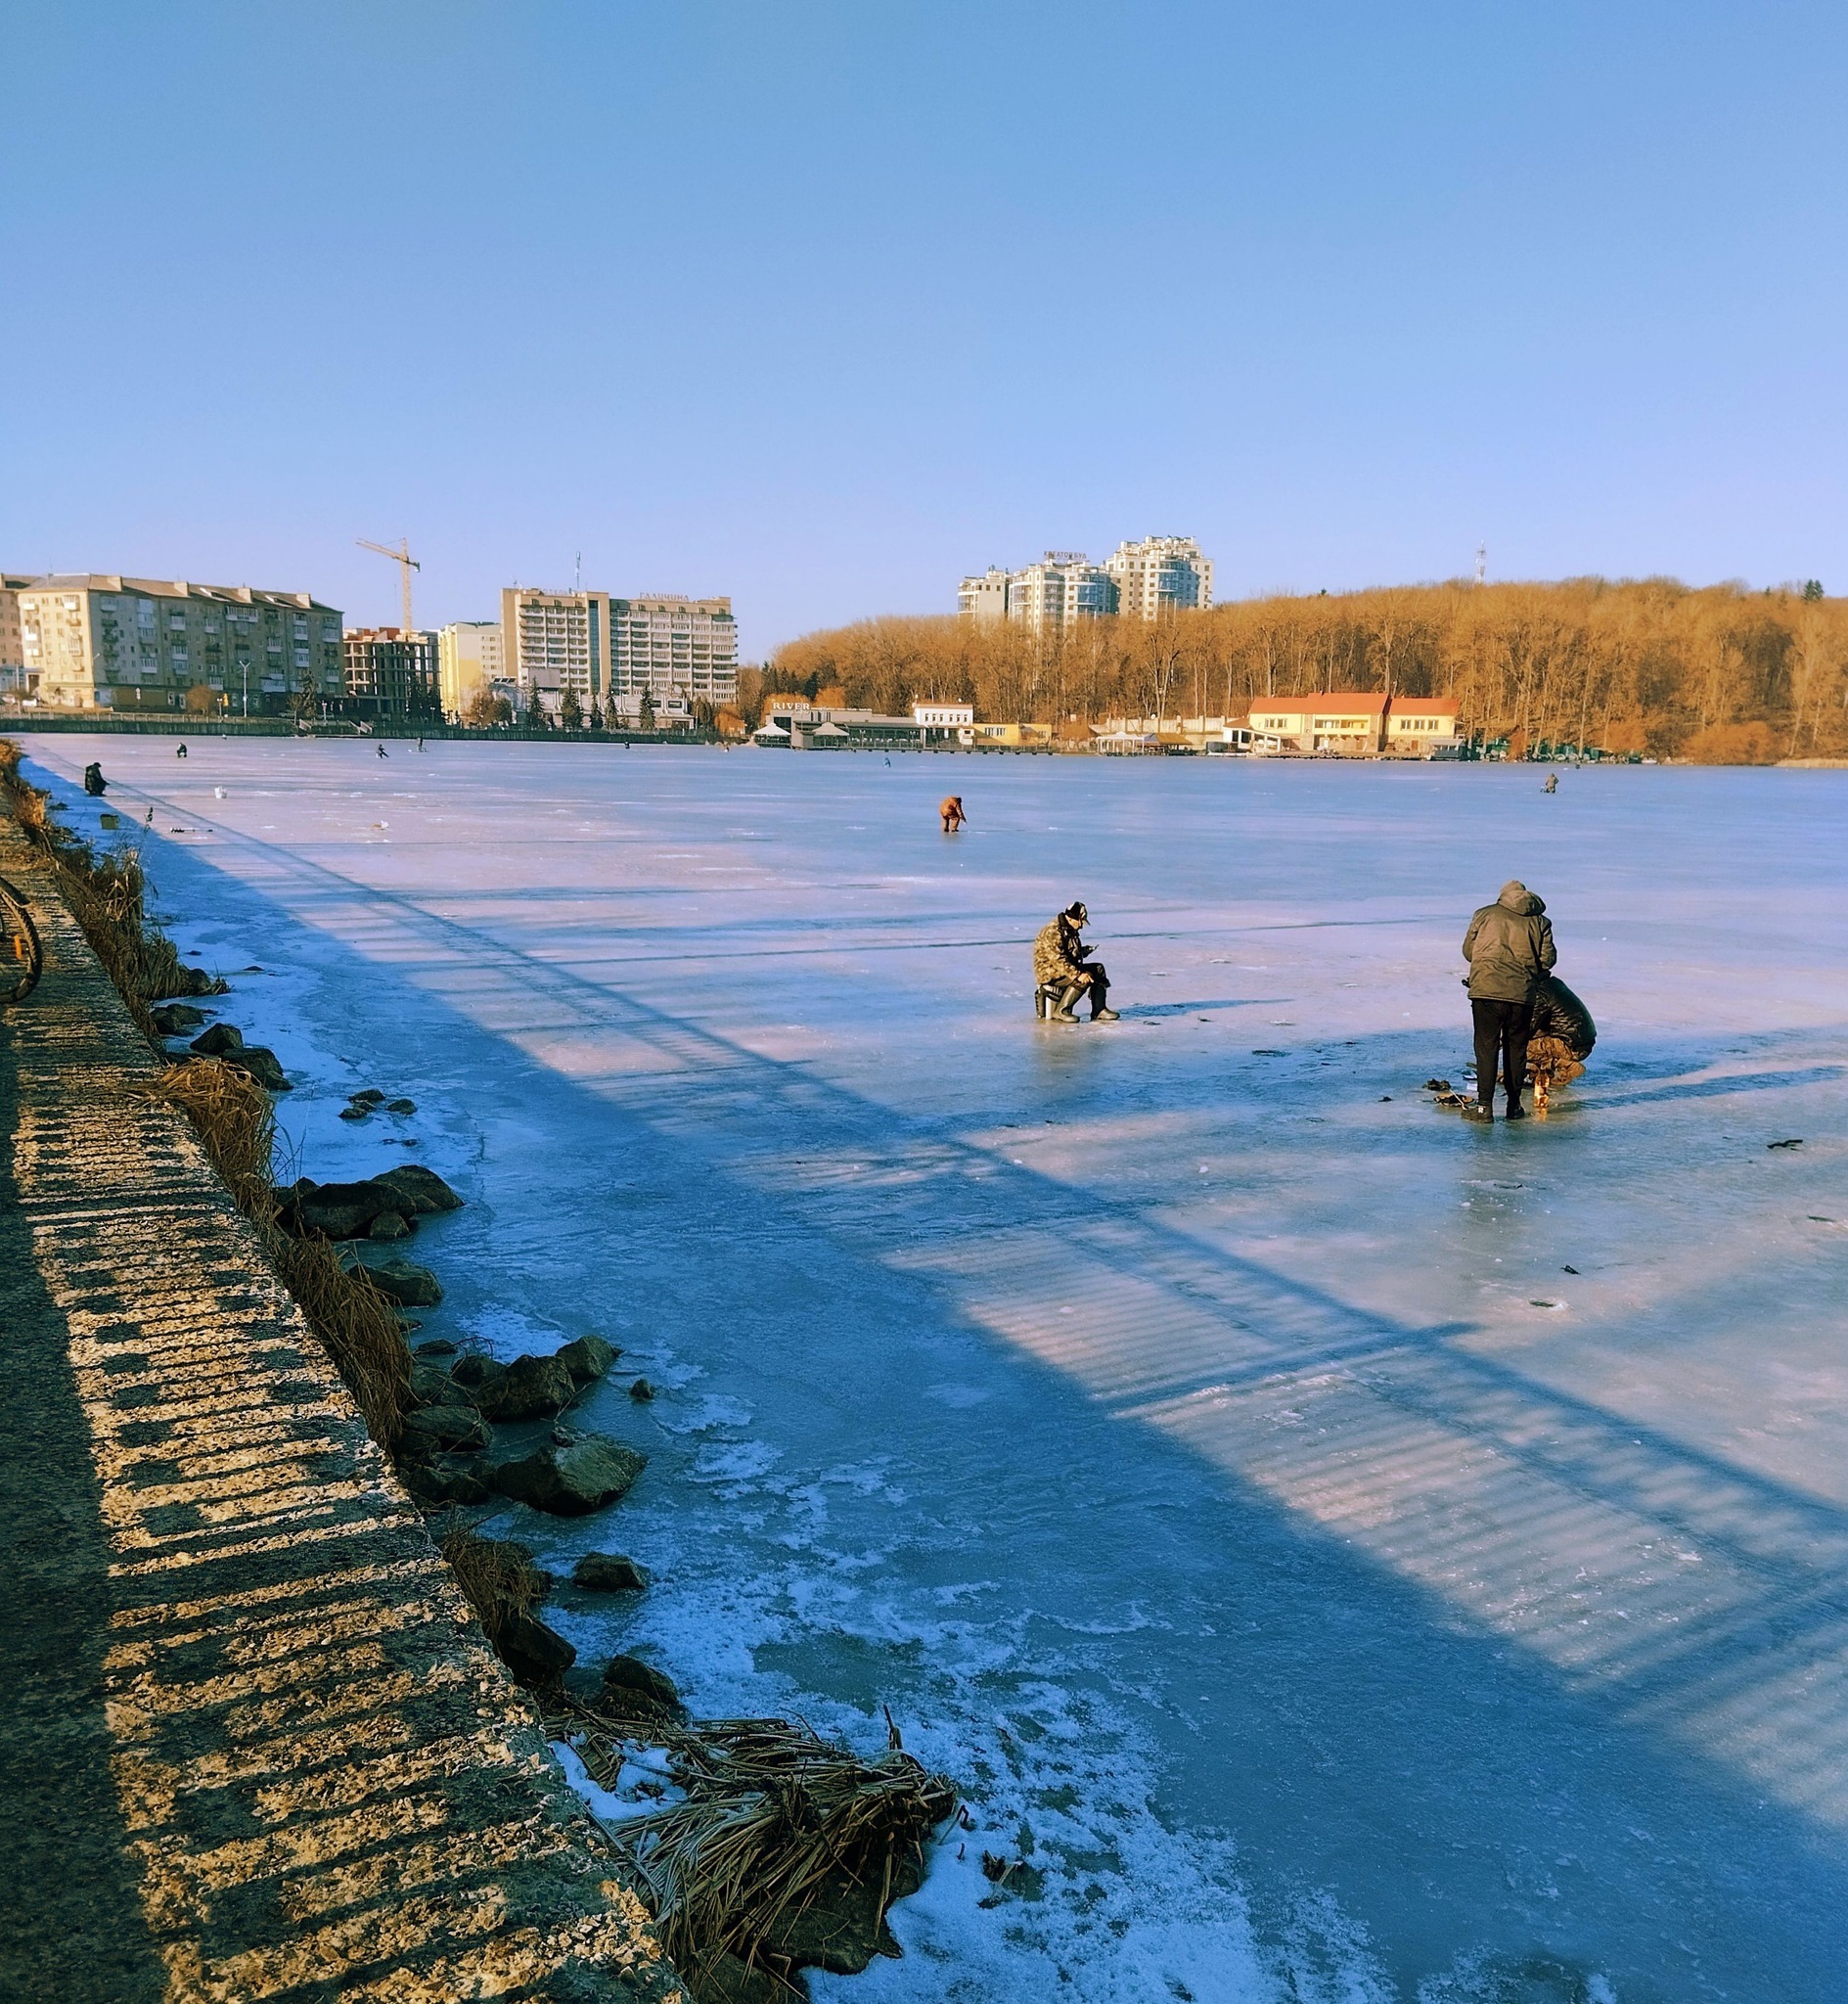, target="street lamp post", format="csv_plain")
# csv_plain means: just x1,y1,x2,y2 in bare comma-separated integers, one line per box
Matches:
241,661,249,718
